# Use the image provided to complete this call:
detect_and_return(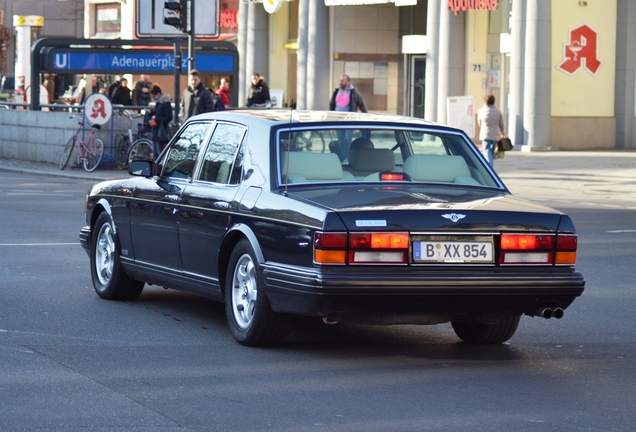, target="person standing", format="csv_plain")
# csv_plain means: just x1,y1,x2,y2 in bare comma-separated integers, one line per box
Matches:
328,74,368,158
111,78,132,106
217,76,231,108
132,74,152,107
148,85,173,159
477,94,505,167
180,69,215,122
246,72,270,107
